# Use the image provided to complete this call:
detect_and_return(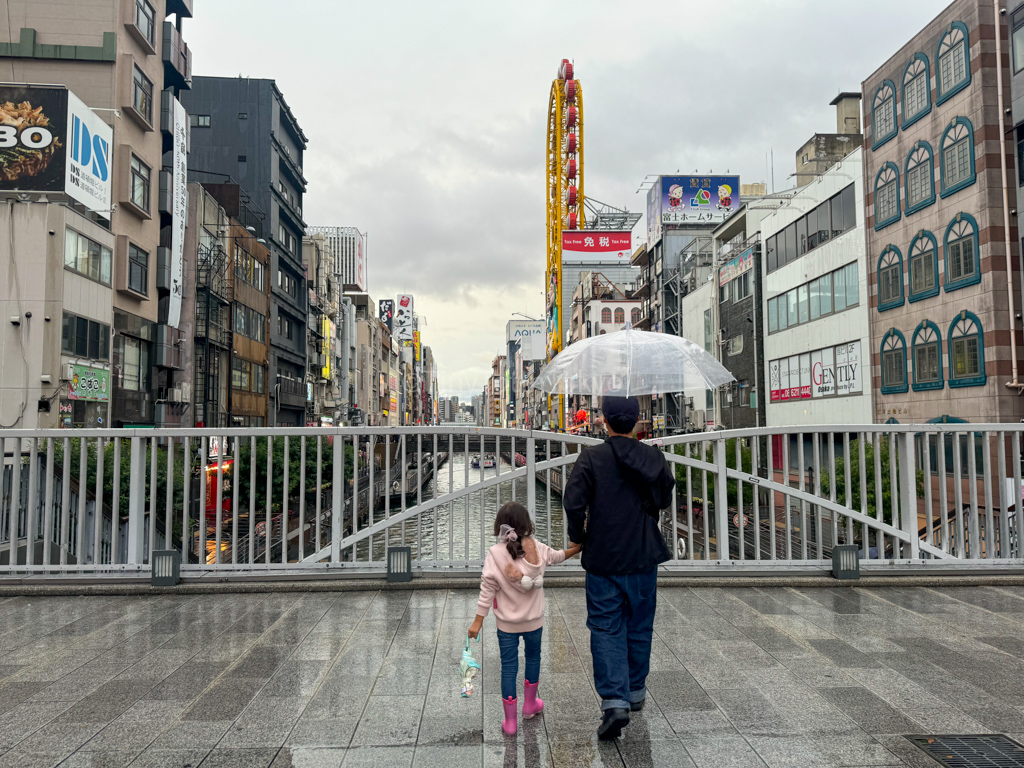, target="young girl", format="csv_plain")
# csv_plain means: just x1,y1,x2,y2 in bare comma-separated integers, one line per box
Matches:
468,501,582,735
